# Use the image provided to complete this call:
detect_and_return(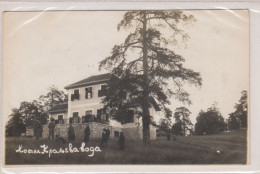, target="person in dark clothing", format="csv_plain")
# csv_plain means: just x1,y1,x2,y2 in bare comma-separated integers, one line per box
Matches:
167,132,171,141
34,120,42,140
105,128,111,147
68,123,75,141
100,128,107,147
118,132,125,150
172,134,176,141
84,125,91,143
105,128,110,138
48,118,56,139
